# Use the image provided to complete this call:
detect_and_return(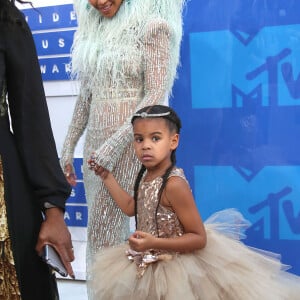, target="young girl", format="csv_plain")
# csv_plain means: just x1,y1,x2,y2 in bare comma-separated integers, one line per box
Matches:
89,105,300,299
